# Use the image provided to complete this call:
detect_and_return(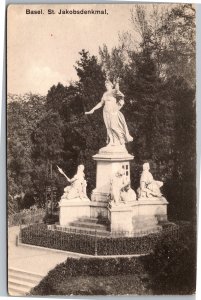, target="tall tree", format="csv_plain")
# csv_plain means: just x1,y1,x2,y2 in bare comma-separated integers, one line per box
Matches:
7,93,46,210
